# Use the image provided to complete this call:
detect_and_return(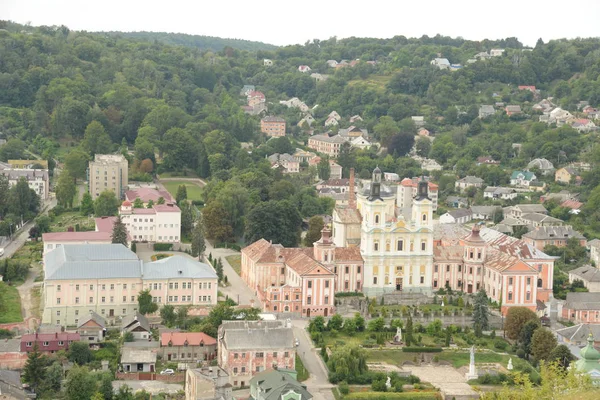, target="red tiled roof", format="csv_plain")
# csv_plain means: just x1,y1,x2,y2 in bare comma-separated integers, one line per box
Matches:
42,231,112,242
95,216,117,233
125,188,174,203
334,247,362,262
160,332,216,347
561,199,583,210
122,200,132,207
153,204,181,213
